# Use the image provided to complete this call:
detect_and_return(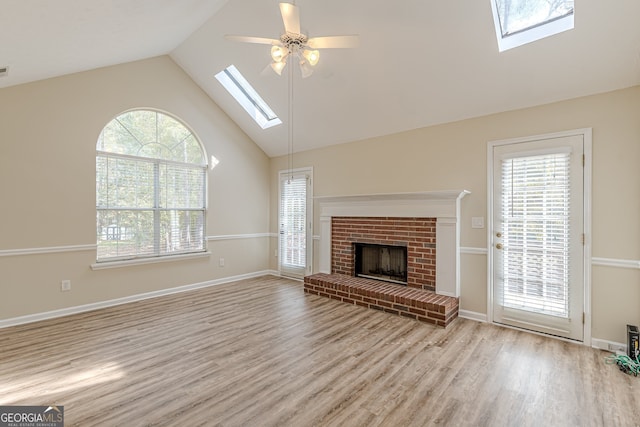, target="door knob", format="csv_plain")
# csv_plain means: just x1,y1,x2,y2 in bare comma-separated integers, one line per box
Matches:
496,243,503,250
496,232,503,238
